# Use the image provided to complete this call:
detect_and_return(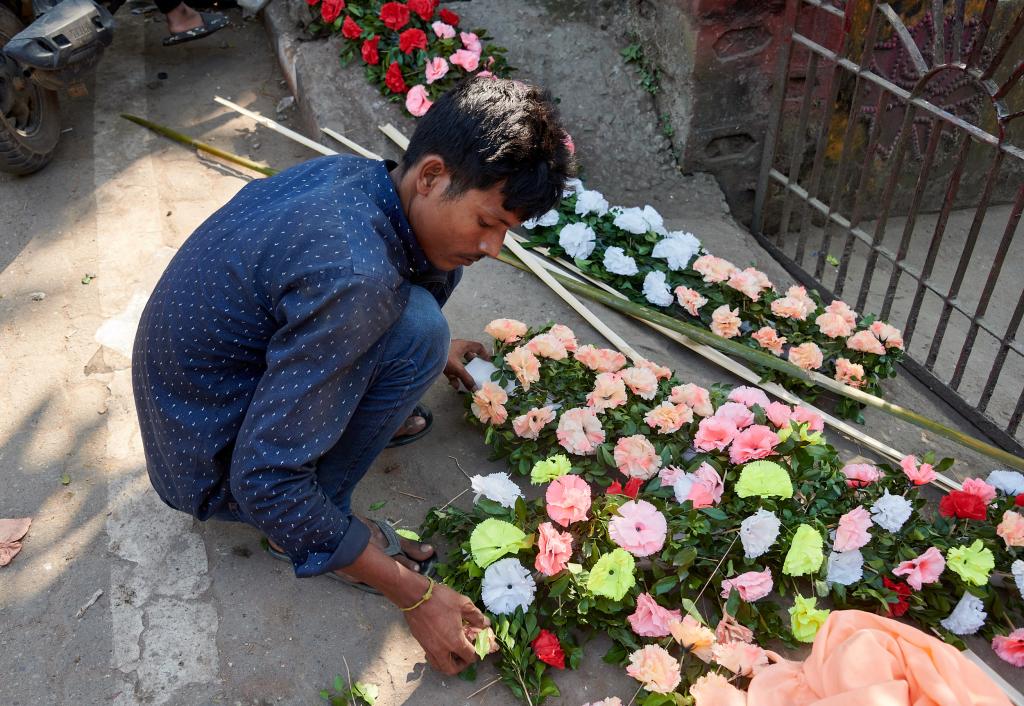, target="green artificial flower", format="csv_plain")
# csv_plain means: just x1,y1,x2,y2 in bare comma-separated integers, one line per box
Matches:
531,453,573,485
783,524,824,576
789,595,830,642
470,518,527,568
735,460,793,499
587,548,636,600
396,529,421,541
946,539,995,586
777,423,824,446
